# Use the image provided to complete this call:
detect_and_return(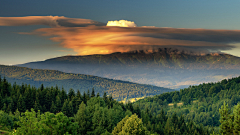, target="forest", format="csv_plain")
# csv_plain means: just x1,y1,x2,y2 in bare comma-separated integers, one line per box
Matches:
0,76,213,135
1,75,240,134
